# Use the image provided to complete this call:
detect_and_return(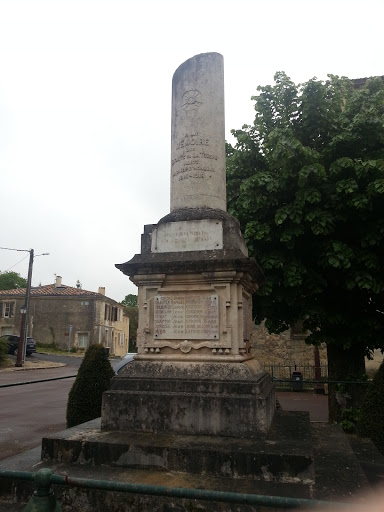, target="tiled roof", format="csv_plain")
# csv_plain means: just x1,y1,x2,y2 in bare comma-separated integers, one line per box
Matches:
0,284,104,298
